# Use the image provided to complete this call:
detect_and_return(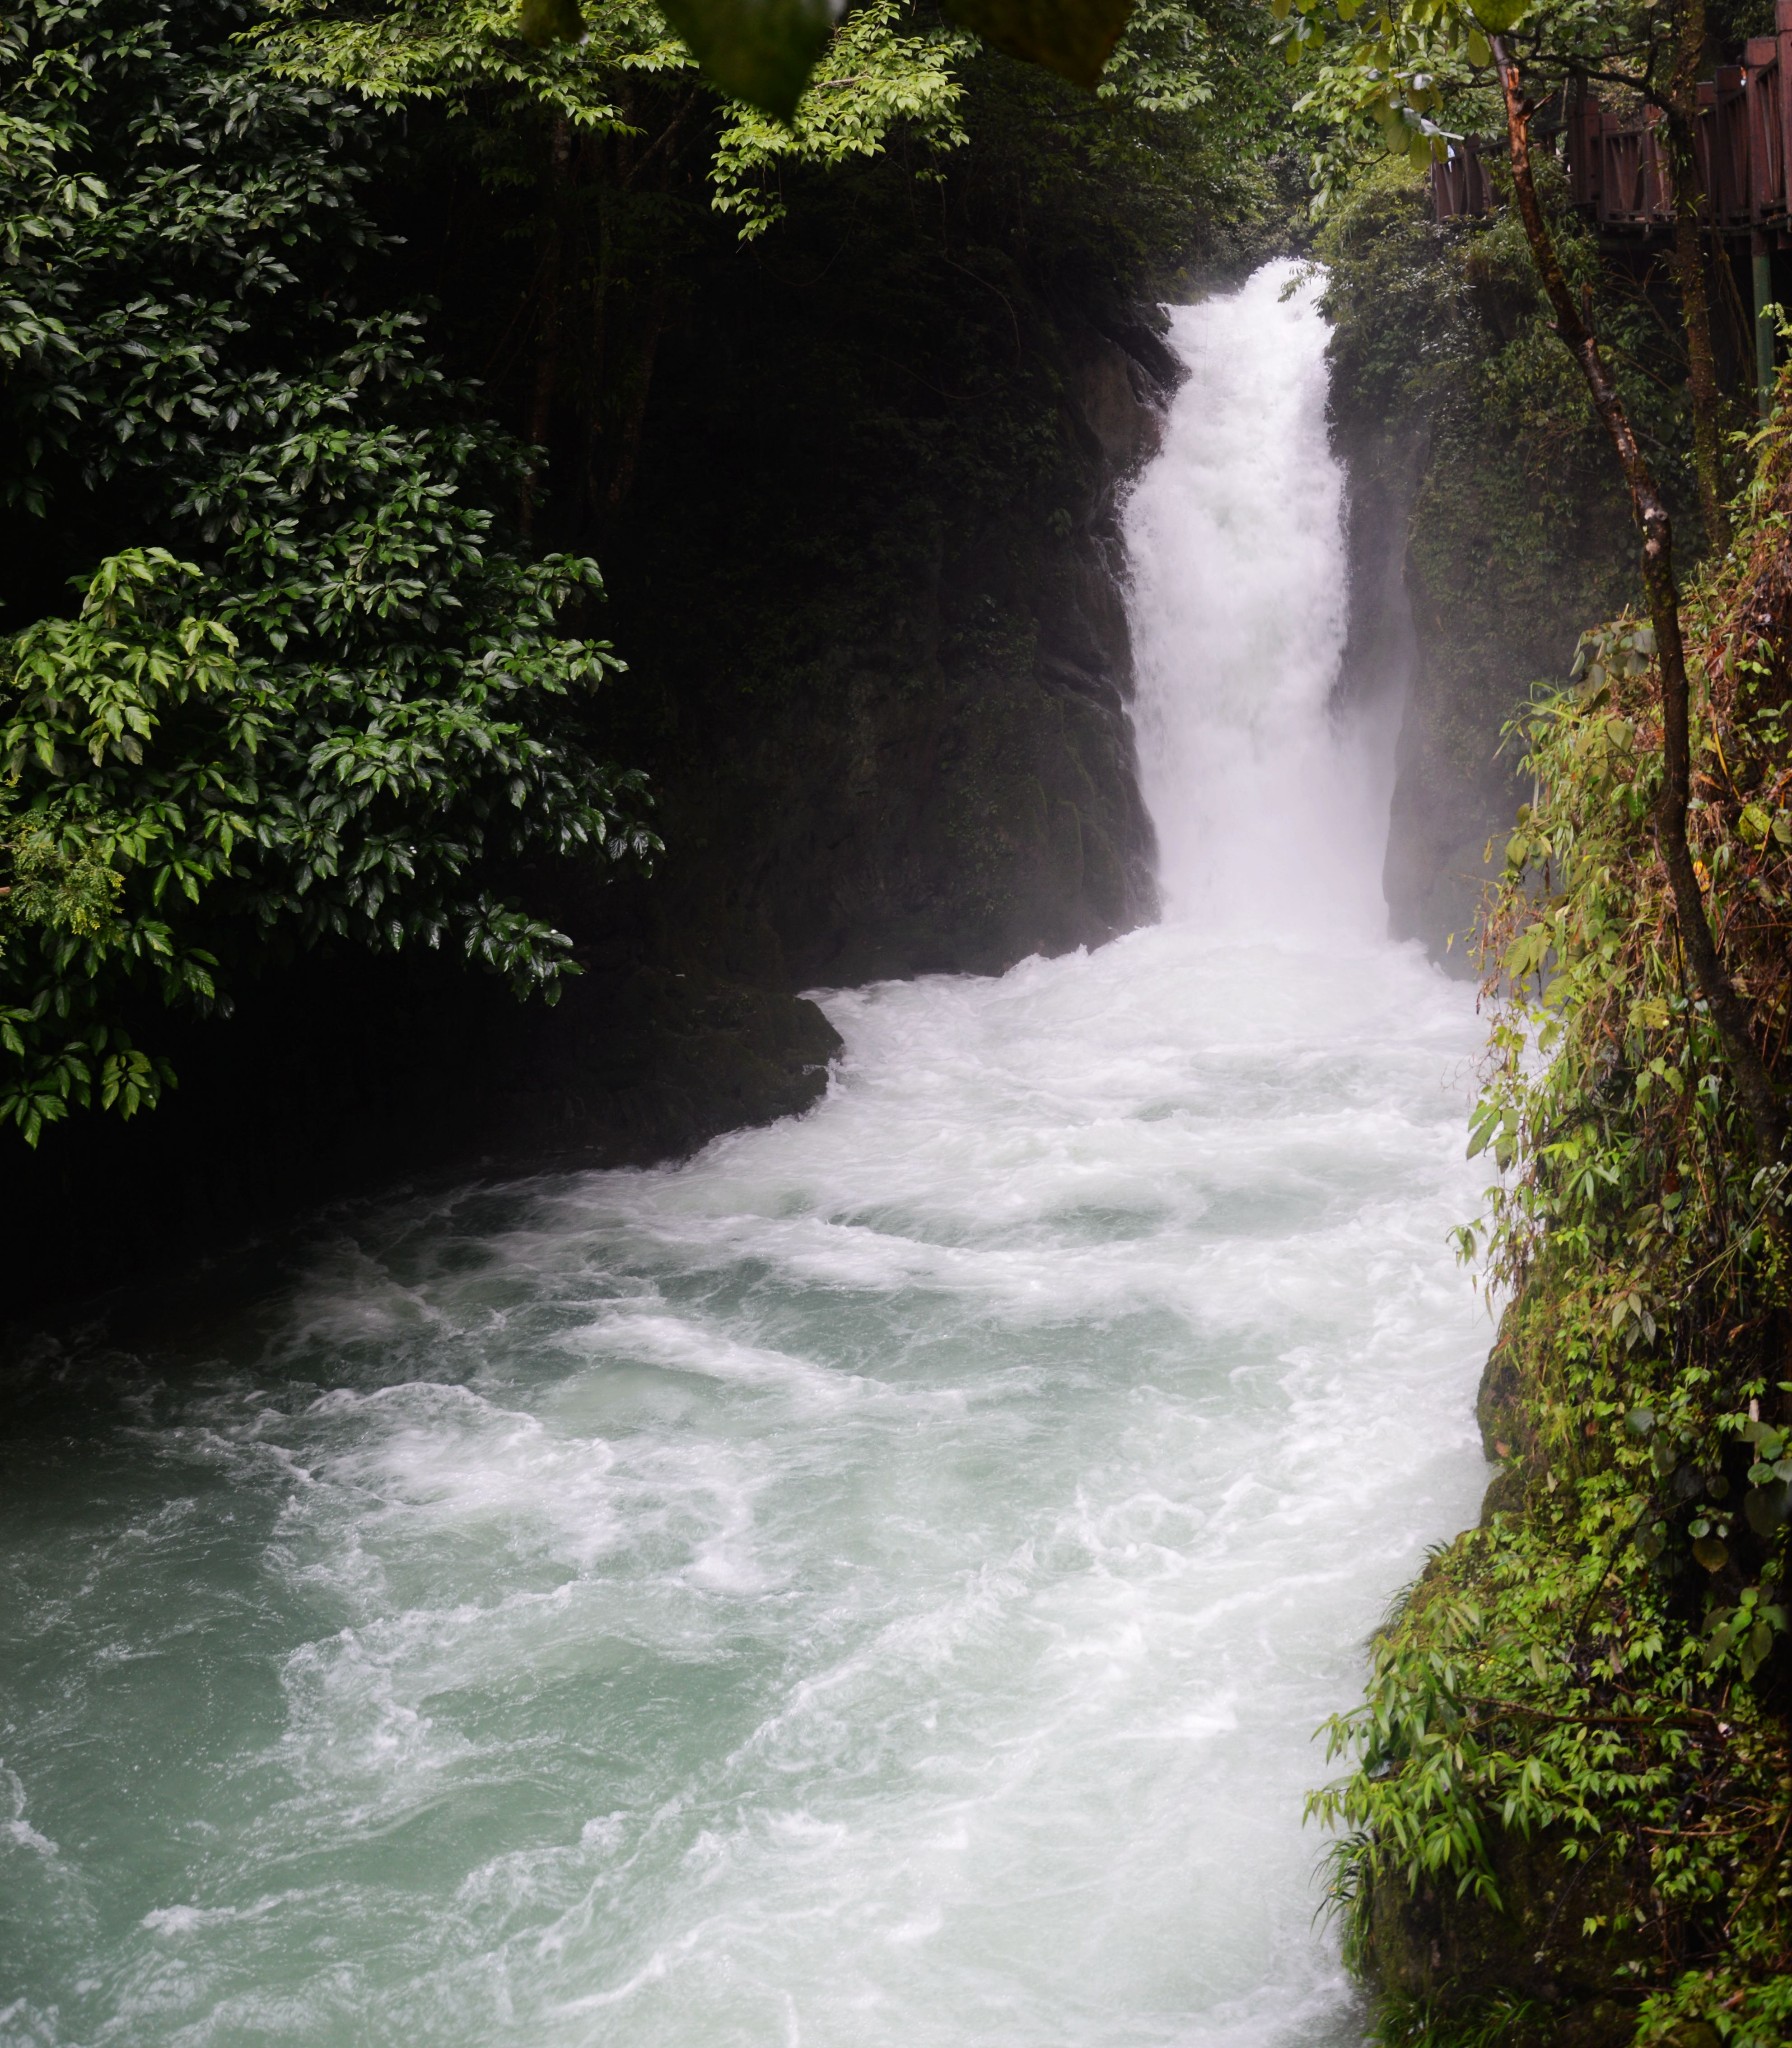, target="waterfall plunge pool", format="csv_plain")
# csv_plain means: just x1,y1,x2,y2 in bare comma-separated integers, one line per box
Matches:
0,262,1493,2048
